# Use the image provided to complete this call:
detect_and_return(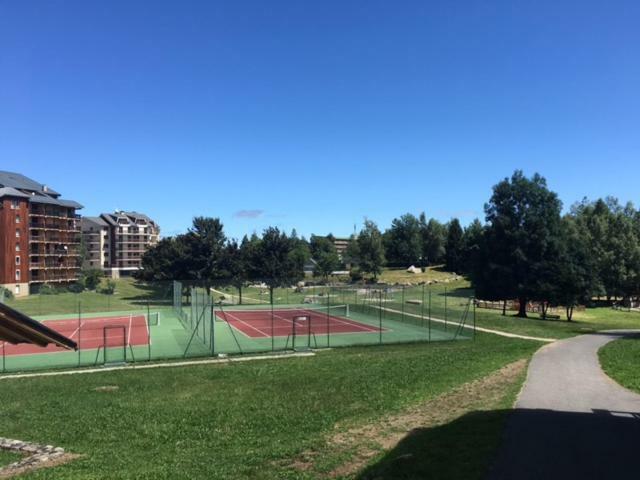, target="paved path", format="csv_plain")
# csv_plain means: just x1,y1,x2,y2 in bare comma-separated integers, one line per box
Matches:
489,330,640,480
